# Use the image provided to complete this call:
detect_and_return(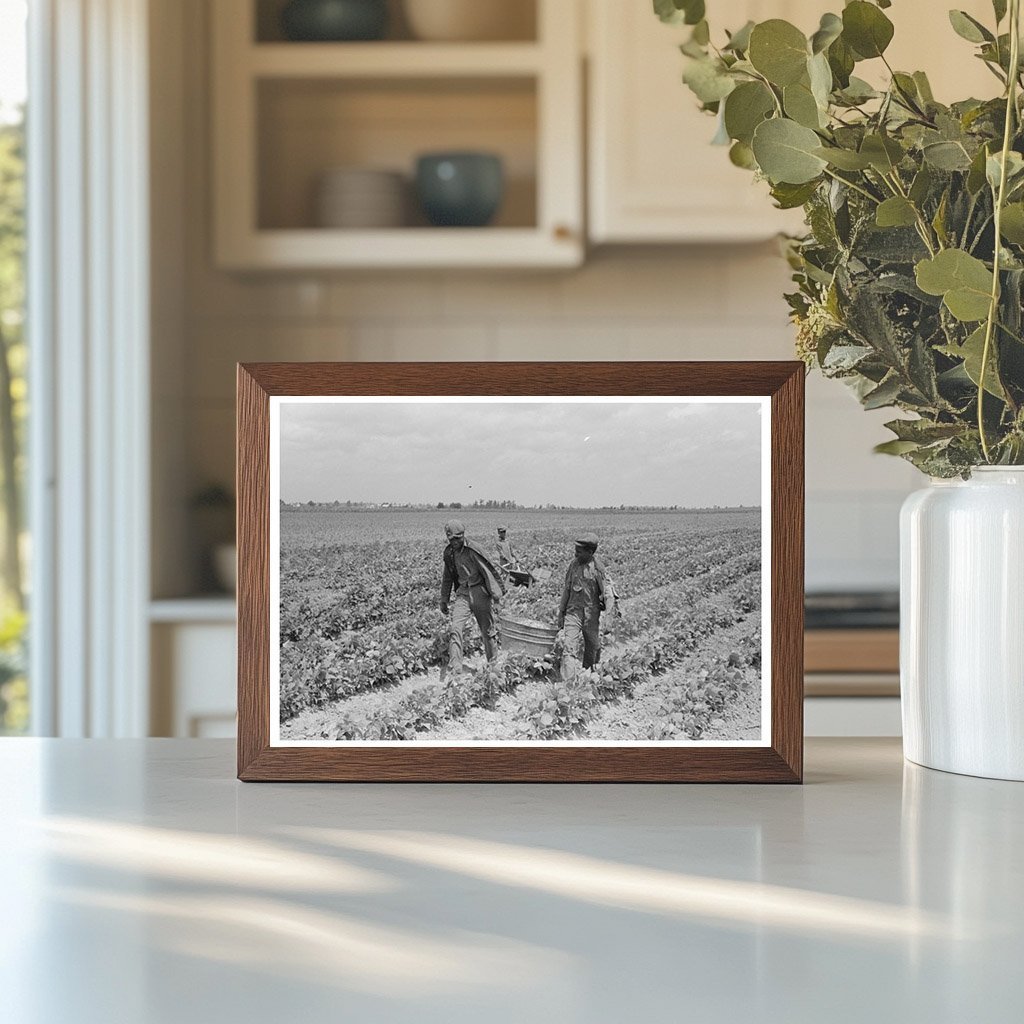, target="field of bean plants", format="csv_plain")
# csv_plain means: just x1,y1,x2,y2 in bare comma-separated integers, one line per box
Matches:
277,508,763,743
